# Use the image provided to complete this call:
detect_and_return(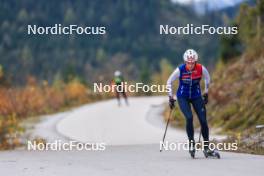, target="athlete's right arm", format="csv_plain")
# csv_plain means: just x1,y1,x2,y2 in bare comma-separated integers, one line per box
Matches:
166,68,180,97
